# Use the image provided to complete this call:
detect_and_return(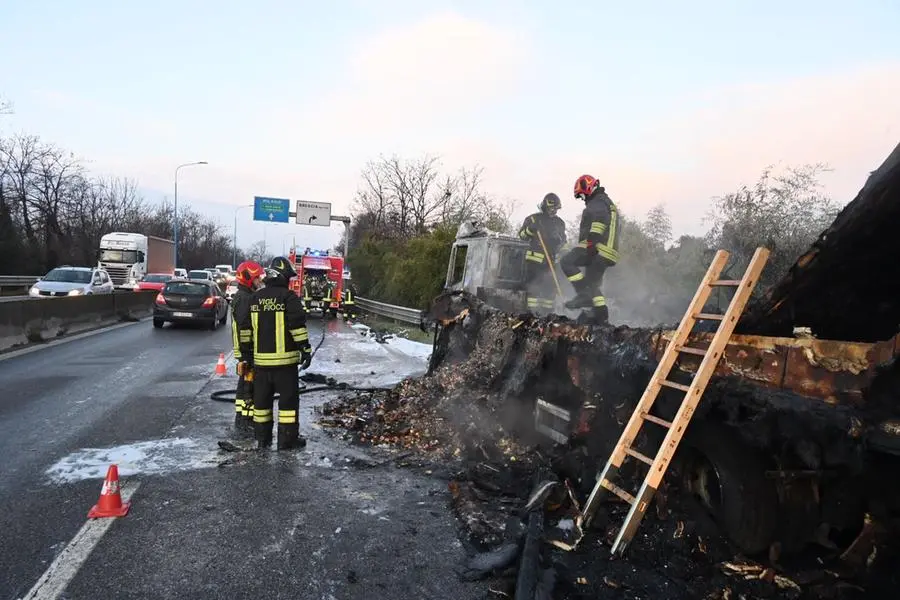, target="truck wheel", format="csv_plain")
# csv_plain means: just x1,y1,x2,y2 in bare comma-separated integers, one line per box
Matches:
153,319,164,329
678,422,779,555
